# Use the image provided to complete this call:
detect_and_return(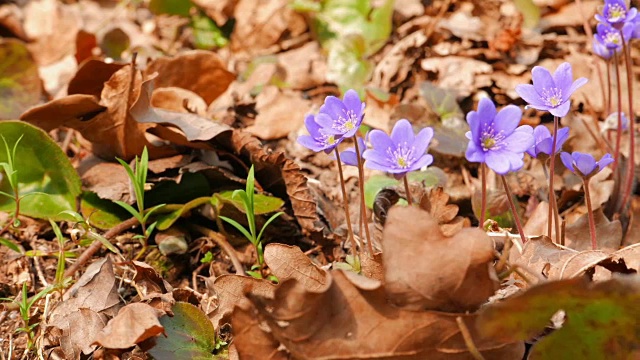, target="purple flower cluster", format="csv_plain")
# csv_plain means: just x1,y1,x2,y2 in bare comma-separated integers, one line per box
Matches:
593,0,638,59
